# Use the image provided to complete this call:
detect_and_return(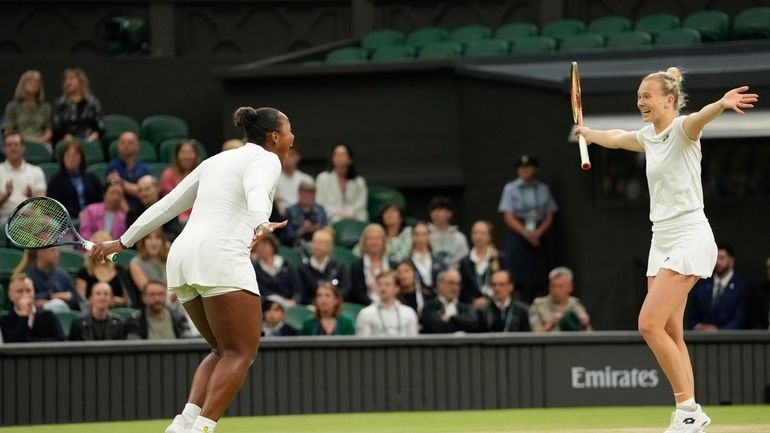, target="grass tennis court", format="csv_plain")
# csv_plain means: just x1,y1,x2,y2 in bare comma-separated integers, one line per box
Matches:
1,406,768,433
